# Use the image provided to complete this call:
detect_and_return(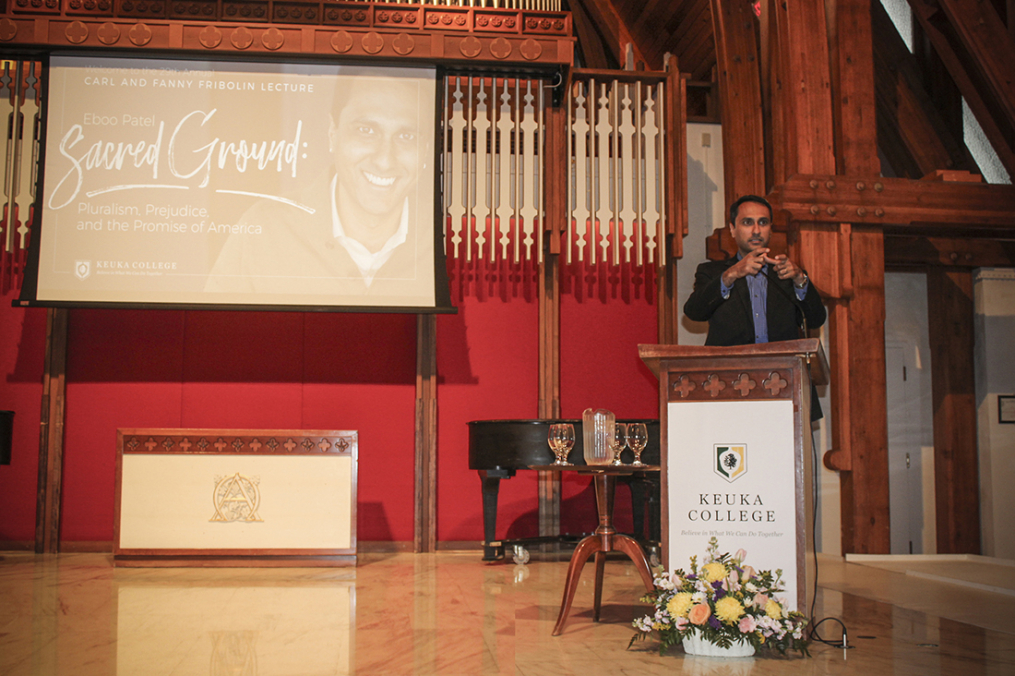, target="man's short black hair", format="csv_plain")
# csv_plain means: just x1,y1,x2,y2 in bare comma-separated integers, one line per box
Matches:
729,195,773,225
